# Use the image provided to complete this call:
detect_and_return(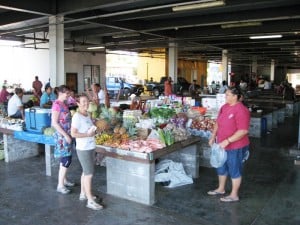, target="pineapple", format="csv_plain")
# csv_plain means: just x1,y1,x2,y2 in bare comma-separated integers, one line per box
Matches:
100,107,122,129
95,119,110,132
